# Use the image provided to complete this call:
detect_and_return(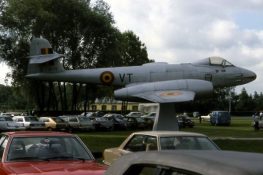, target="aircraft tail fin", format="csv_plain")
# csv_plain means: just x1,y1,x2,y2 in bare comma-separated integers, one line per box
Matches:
27,38,65,75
